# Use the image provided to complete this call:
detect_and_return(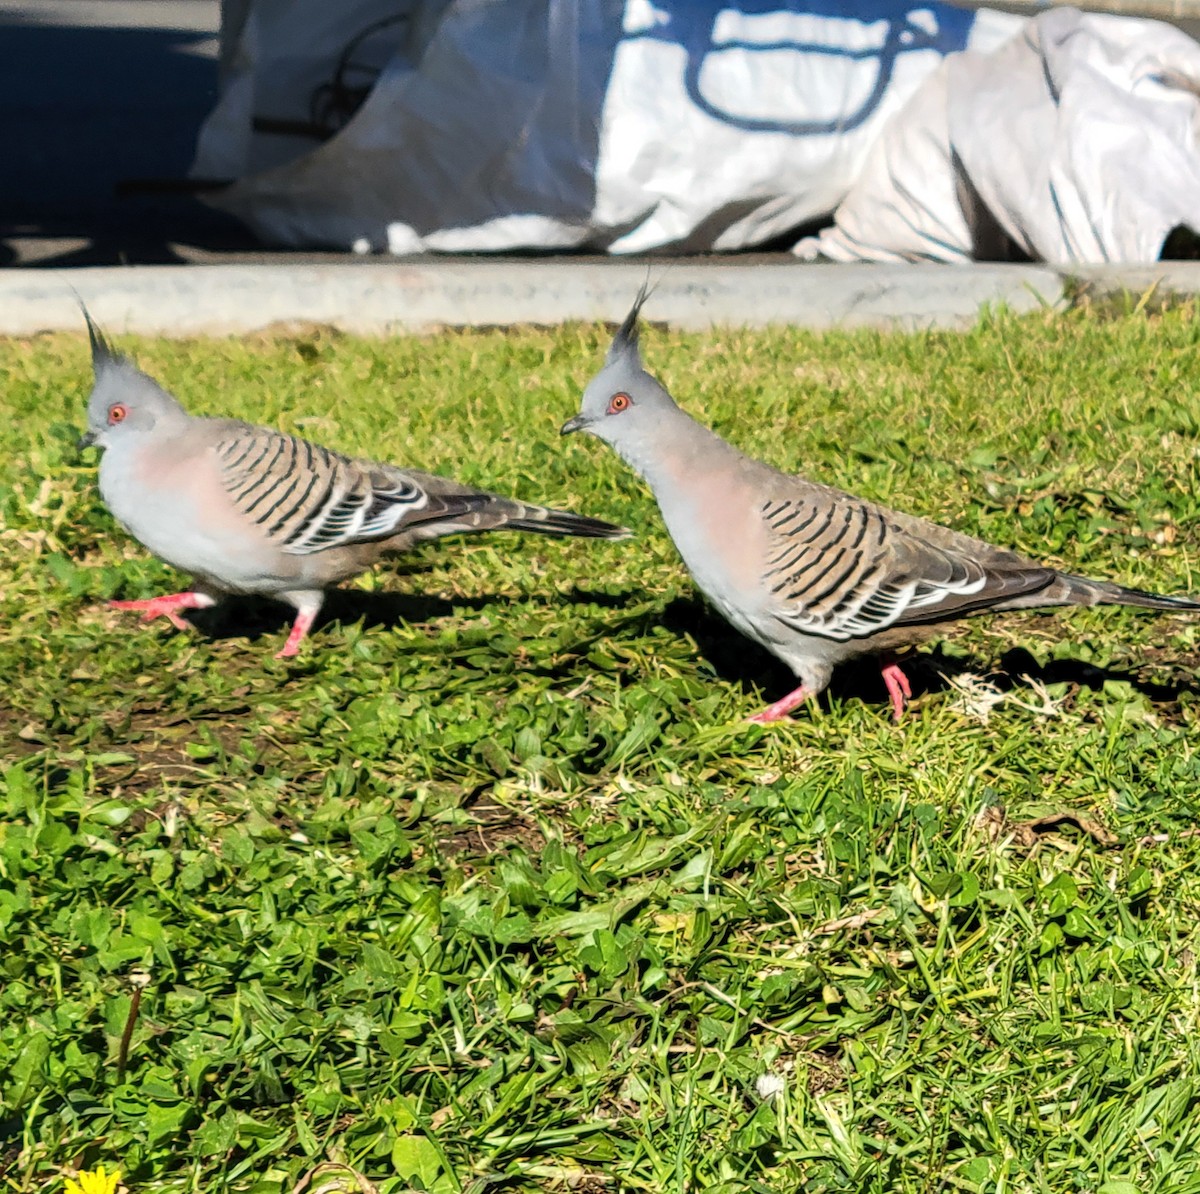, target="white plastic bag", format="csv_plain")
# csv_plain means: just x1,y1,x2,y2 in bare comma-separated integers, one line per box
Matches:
798,7,1200,263
195,0,1014,253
